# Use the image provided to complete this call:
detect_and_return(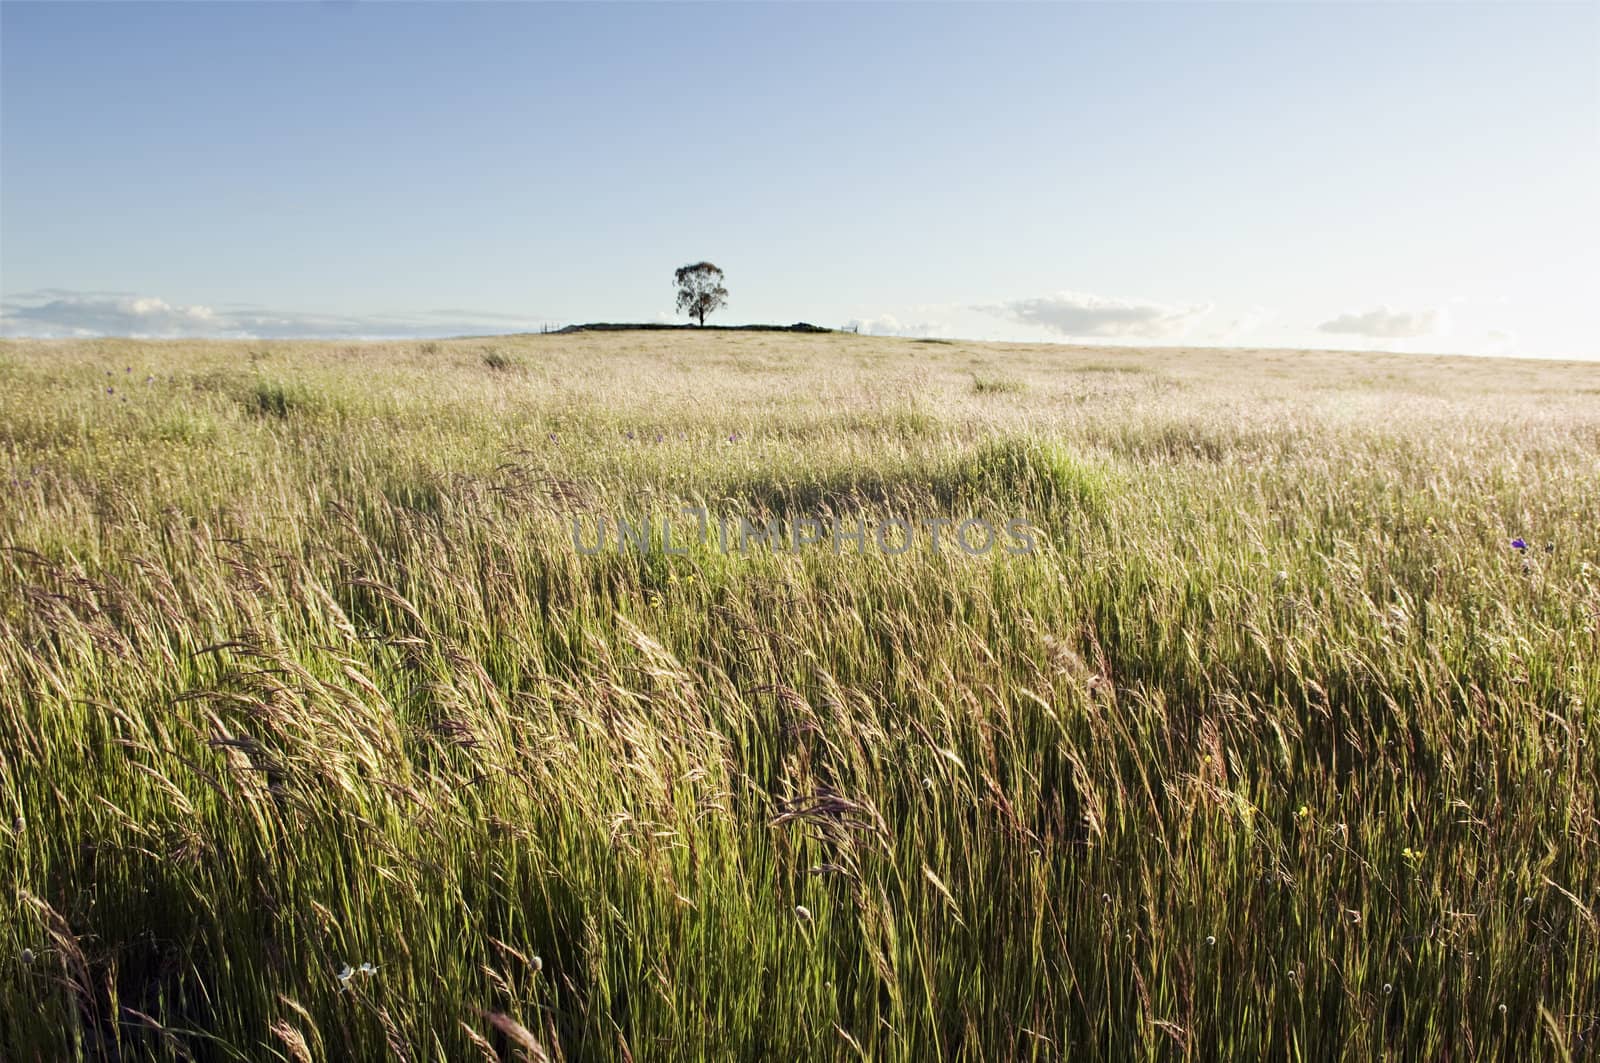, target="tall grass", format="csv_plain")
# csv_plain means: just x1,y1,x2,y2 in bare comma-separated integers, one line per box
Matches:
2,333,1597,1059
